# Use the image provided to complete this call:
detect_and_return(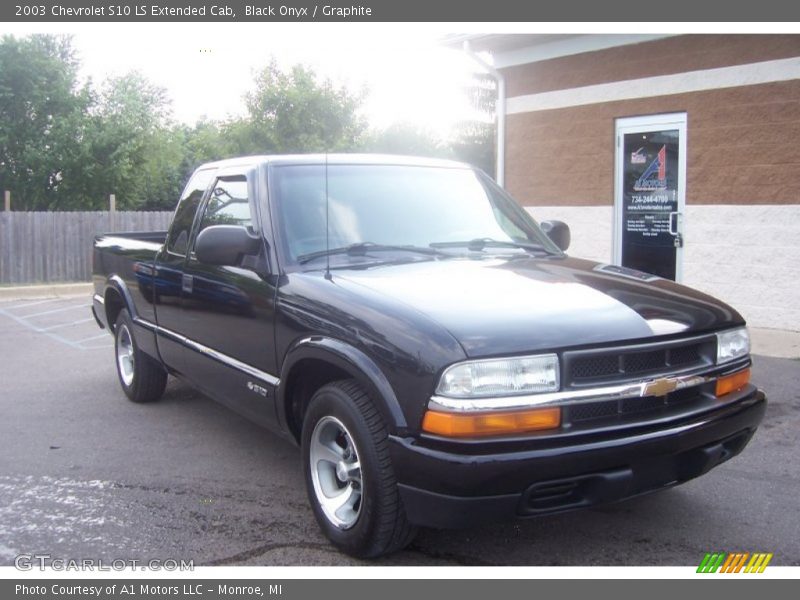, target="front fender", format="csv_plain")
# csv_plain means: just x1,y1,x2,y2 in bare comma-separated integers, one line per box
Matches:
277,336,408,436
